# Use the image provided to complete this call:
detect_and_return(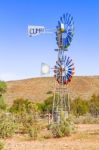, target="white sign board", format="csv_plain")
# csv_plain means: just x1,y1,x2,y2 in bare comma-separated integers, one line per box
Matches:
41,63,50,75
28,25,45,36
